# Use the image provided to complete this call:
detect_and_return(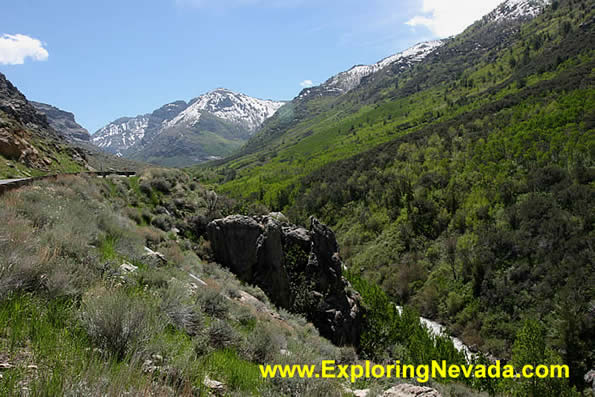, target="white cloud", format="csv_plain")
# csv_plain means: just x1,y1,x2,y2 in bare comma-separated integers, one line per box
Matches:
406,0,502,37
300,79,313,88
0,34,49,65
